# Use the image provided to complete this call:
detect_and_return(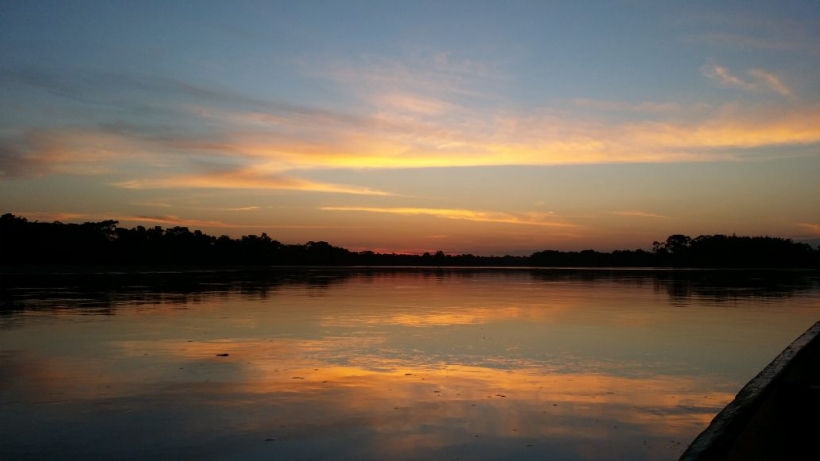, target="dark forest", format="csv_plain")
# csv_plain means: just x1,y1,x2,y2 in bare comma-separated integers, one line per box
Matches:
1,214,817,268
